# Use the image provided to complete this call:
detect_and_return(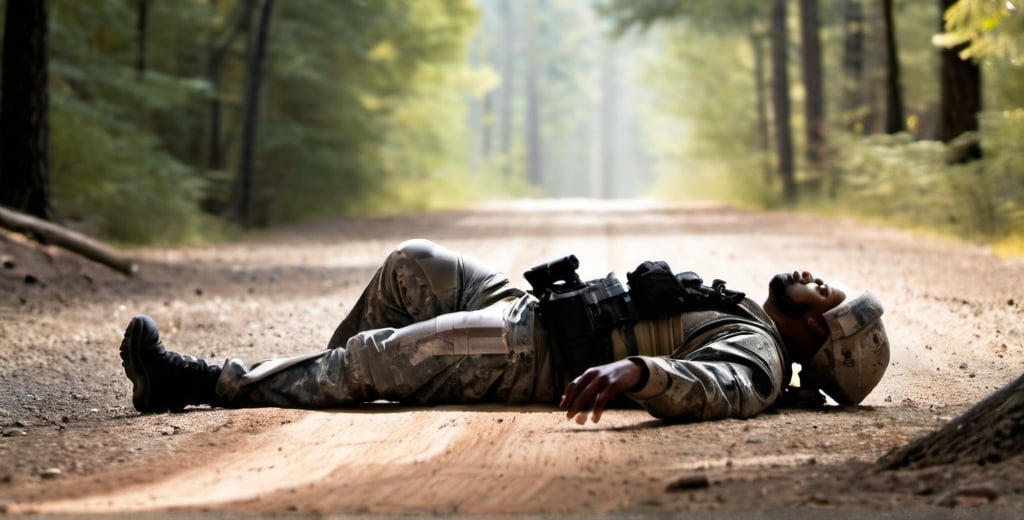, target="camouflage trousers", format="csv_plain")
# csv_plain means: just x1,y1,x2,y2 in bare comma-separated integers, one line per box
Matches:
215,239,540,408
